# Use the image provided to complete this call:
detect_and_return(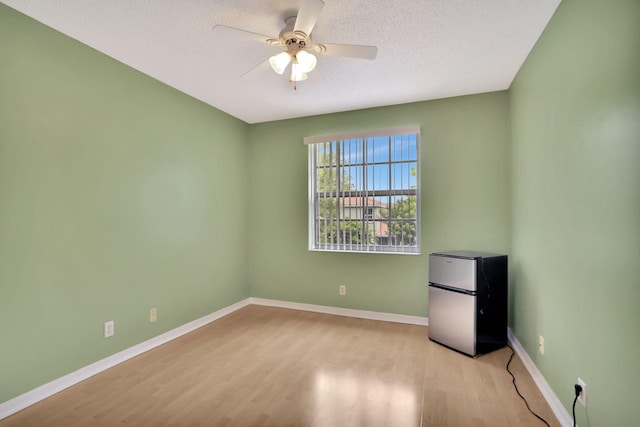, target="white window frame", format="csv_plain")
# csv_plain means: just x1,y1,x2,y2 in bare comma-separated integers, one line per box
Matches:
306,126,420,255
